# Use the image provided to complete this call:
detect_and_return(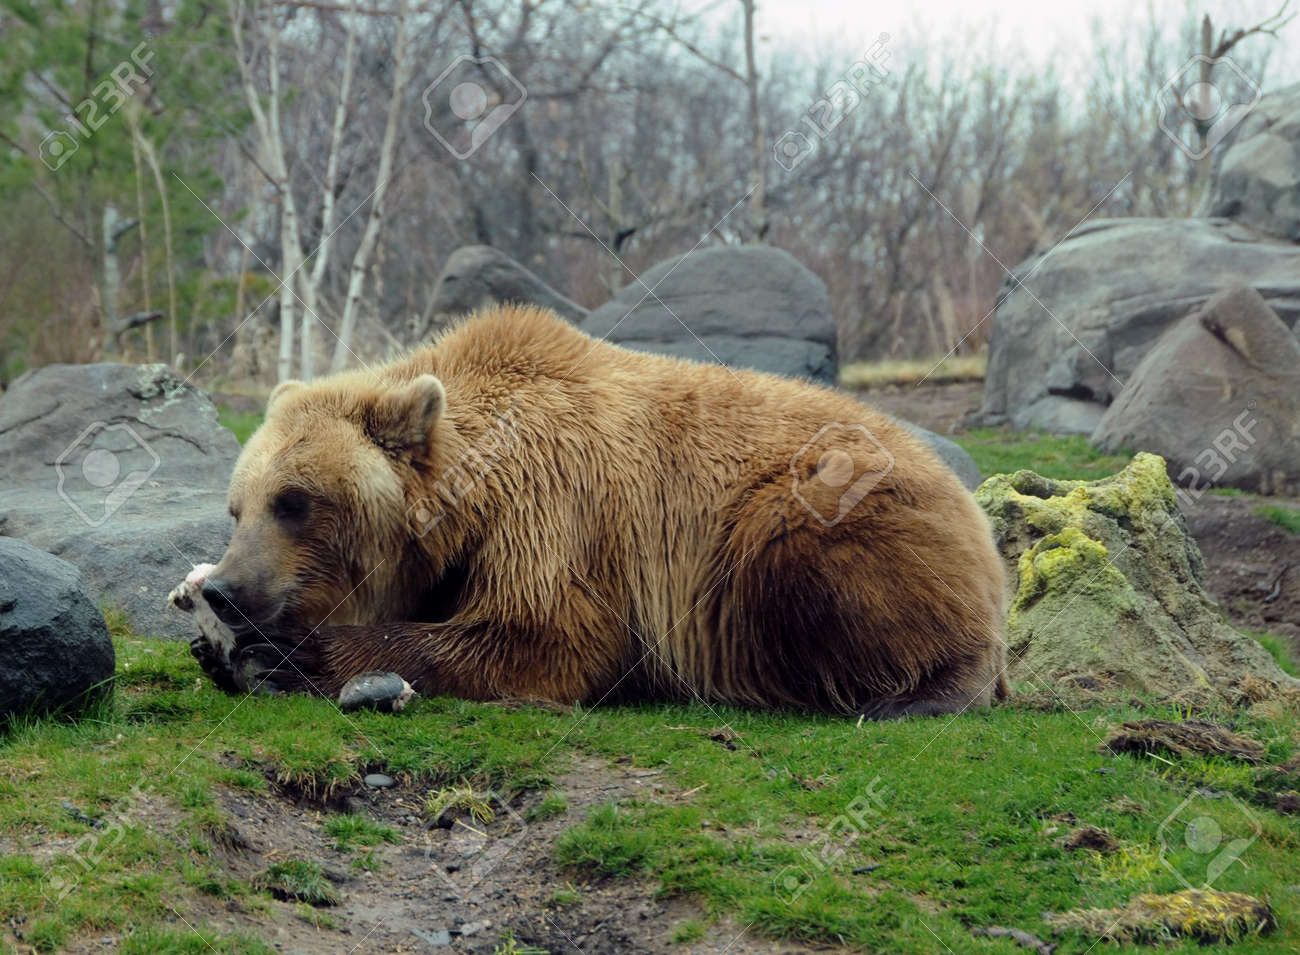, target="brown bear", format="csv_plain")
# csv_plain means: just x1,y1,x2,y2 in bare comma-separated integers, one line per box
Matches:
198,305,1008,717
